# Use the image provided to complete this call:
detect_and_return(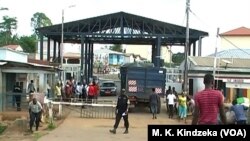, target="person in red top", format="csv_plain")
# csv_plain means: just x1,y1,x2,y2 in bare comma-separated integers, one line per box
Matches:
88,81,98,103
65,81,73,101
94,81,100,103
192,73,227,125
